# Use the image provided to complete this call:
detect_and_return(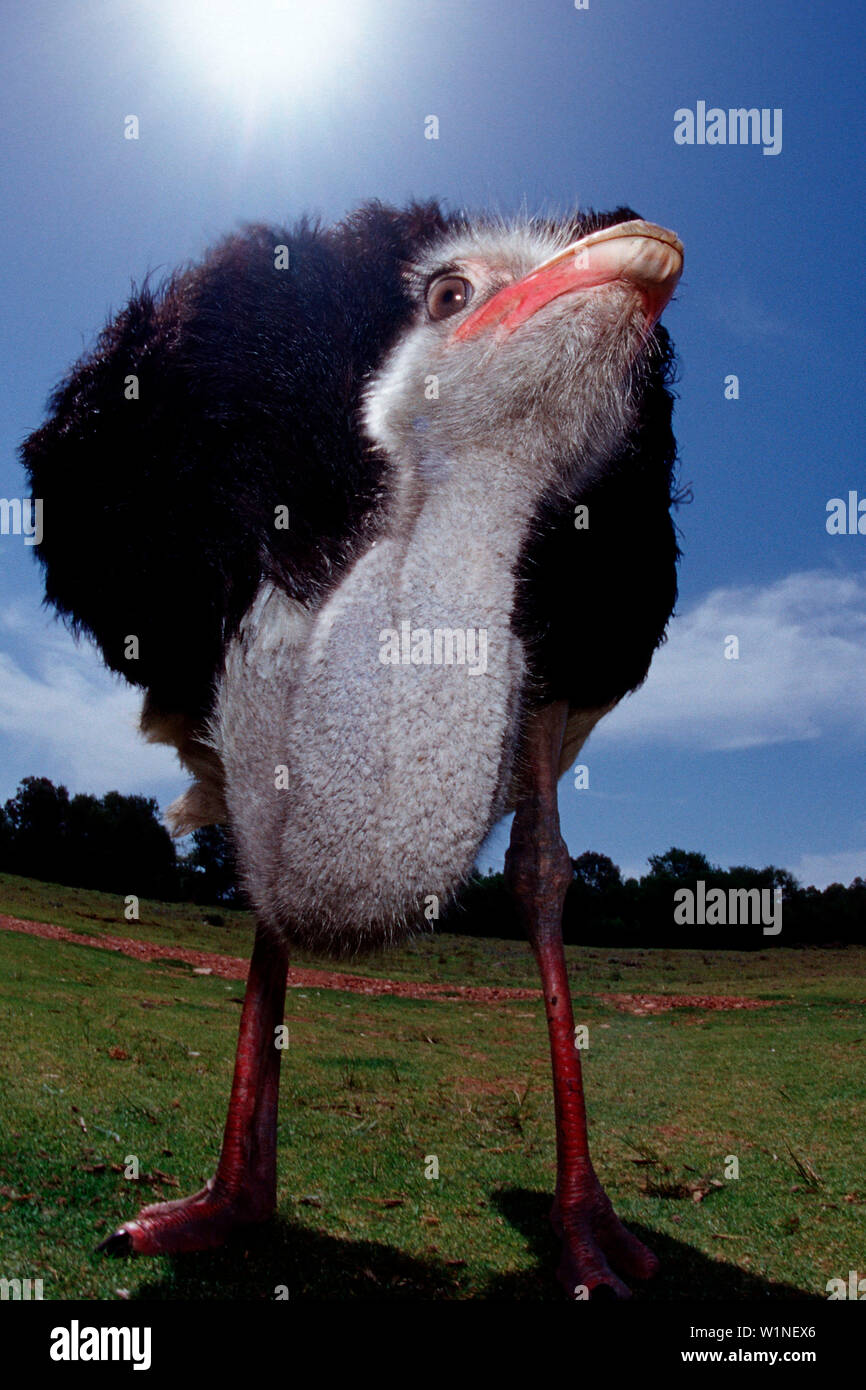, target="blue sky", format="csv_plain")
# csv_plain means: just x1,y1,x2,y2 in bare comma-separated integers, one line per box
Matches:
1,0,864,887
